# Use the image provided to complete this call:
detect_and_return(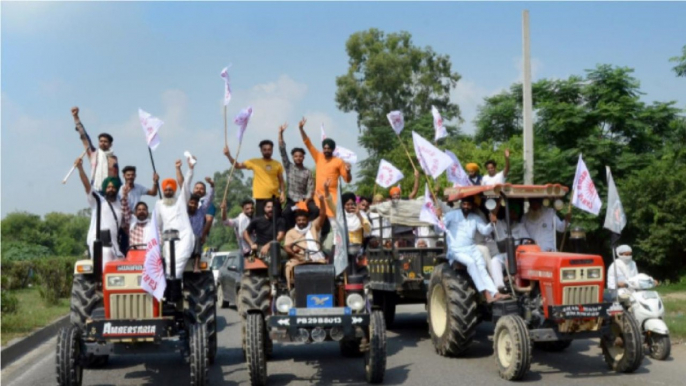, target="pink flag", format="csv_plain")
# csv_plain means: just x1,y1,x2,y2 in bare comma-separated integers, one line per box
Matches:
138,108,163,151
141,211,166,301
234,106,253,143
320,123,327,141
375,159,404,188
571,154,602,215
386,110,404,135
419,184,445,231
412,131,453,179
445,150,471,186
220,66,232,106
432,105,448,141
